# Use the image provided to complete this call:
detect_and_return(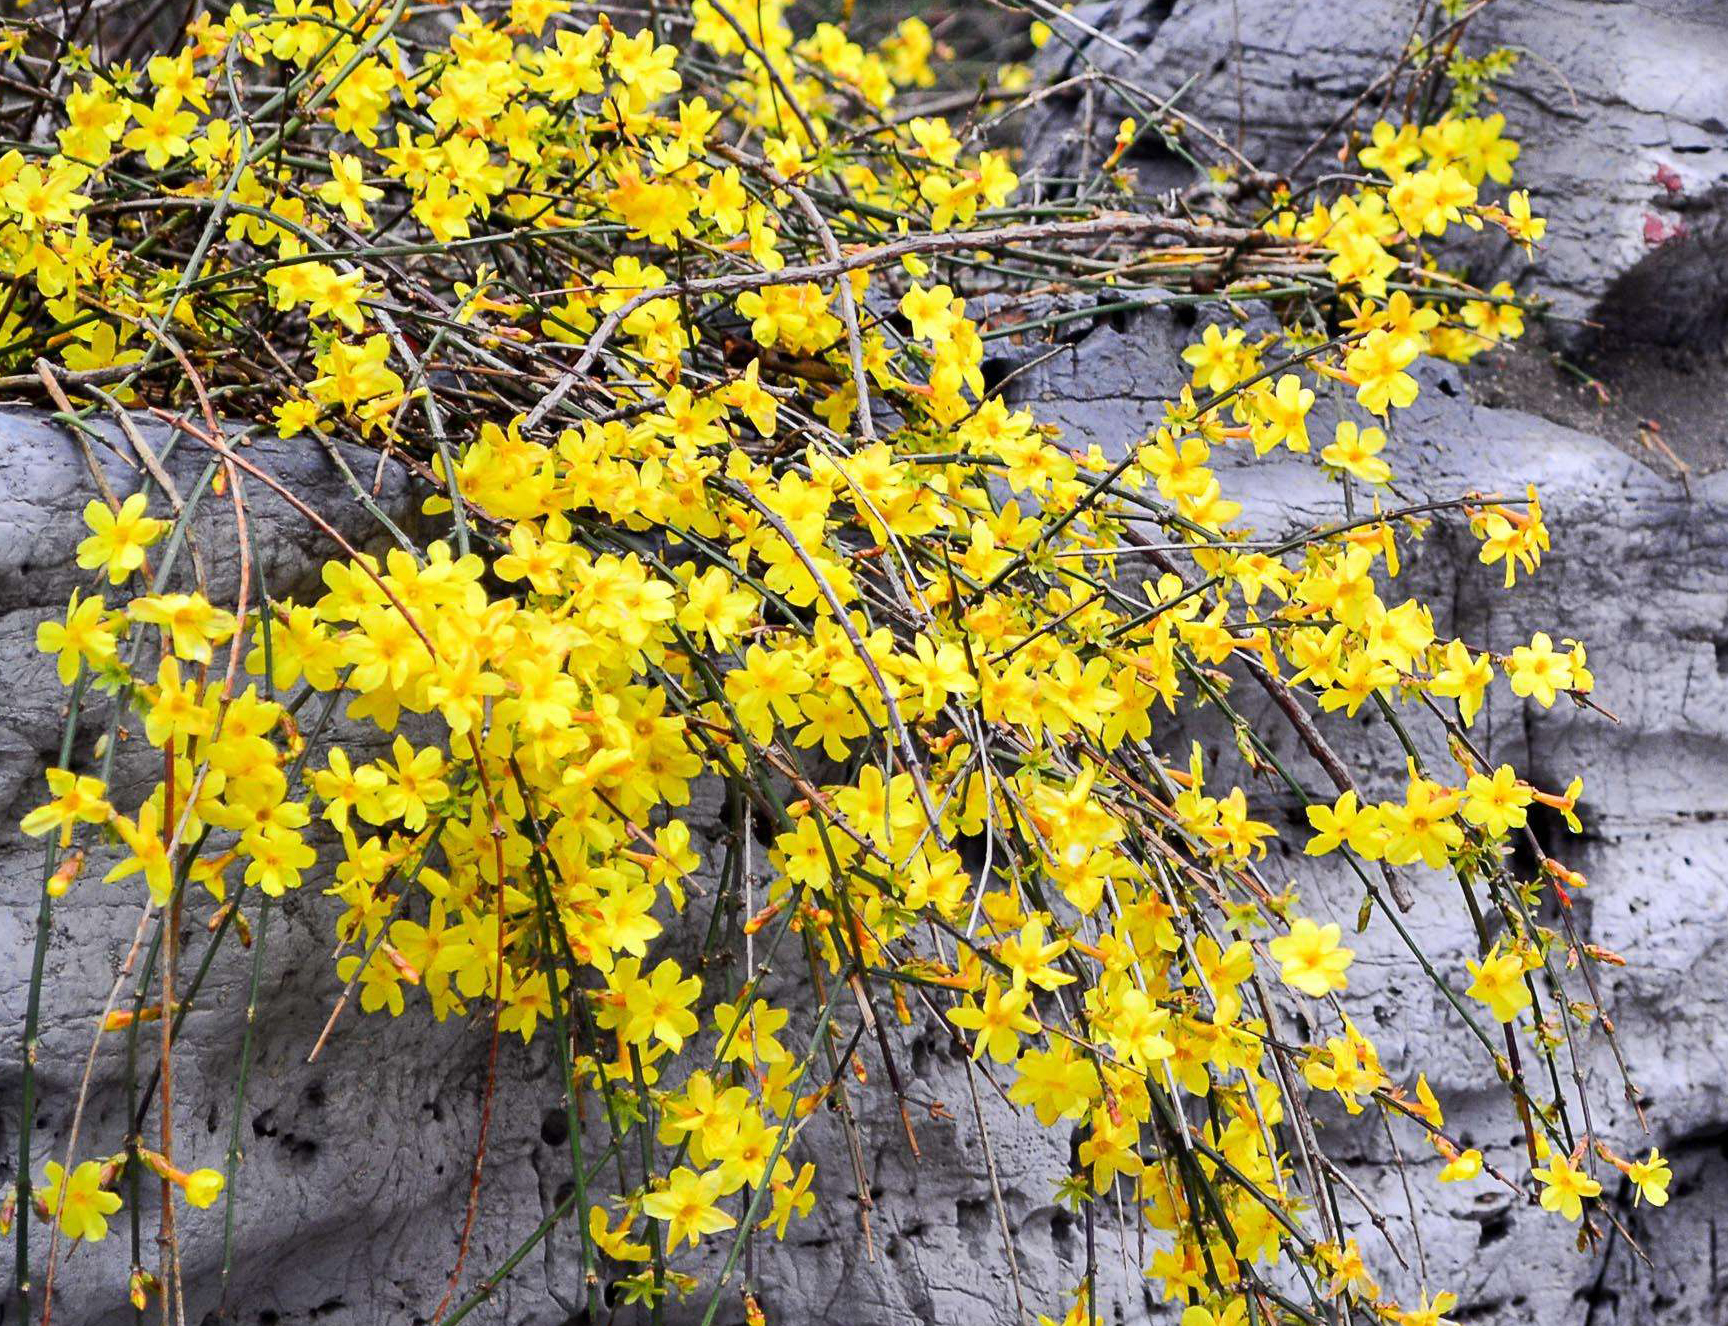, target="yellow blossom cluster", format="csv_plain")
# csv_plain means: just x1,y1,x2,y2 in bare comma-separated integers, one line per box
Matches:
7,0,1655,1322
